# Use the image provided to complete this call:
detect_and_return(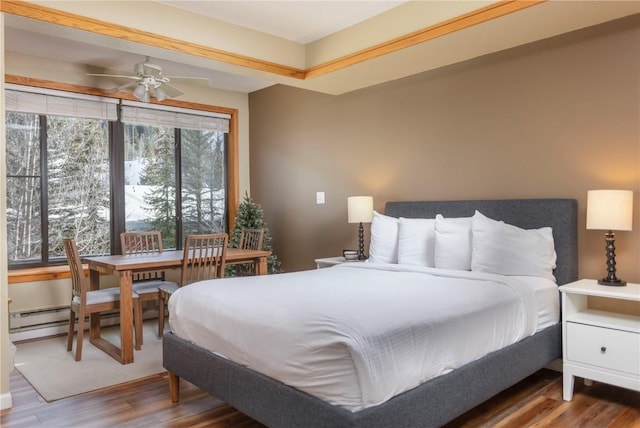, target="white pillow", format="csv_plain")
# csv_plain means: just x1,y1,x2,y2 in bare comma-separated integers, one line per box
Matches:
471,210,557,281
368,211,399,264
434,215,473,270
397,217,436,267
